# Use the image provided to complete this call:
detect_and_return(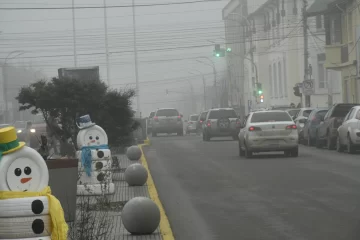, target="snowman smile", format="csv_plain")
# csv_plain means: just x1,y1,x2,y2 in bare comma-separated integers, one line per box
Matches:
21,177,32,184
